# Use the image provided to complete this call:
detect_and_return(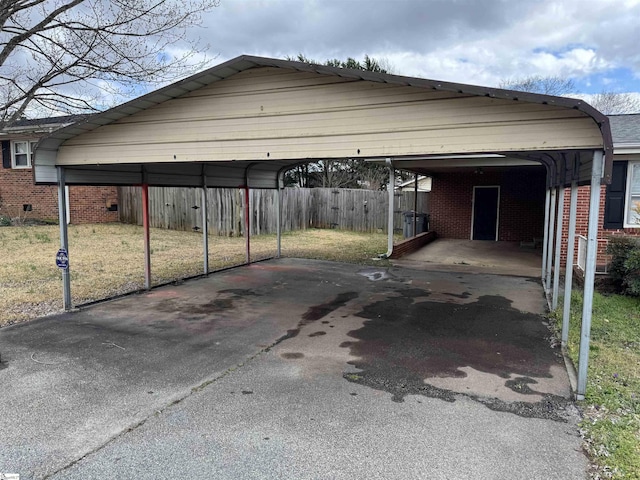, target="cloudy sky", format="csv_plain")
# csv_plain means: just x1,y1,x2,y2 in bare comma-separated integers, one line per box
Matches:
180,0,640,97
